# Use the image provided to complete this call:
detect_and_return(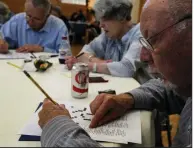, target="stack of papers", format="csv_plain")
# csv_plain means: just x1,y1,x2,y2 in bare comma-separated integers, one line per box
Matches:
0,51,31,59
18,102,142,144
